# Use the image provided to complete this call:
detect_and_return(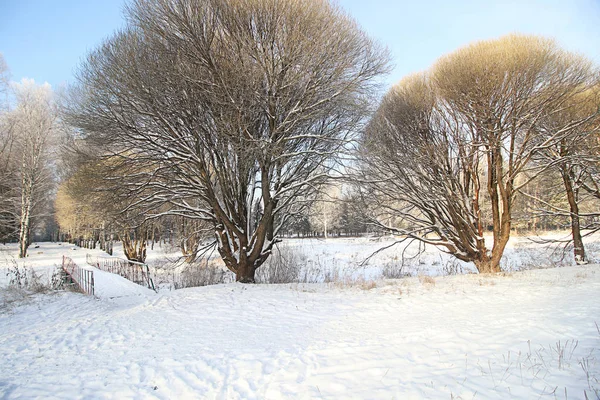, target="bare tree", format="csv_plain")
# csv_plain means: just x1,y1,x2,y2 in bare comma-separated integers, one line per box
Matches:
55,157,145,260
58,162,212,262
4,80,58,257
175,216,212,263
526,86,600,263
578,121,600,203
63,0,388,282
309,185,342,238
55,181,90,241
360,35,597,273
